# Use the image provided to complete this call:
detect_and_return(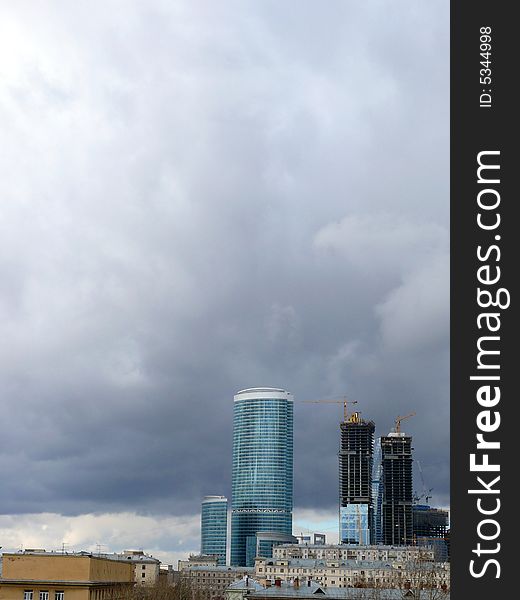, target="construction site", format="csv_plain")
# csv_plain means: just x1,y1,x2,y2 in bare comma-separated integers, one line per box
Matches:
302,398,446,552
